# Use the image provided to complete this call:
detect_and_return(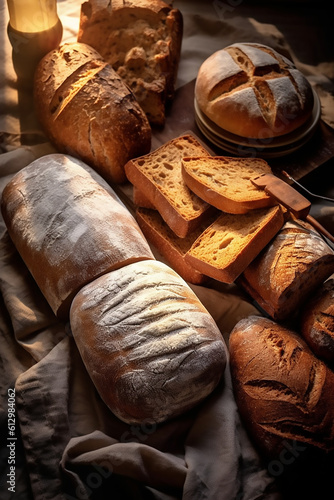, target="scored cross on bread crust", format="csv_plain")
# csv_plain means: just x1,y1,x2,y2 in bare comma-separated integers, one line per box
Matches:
195,42,314,139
